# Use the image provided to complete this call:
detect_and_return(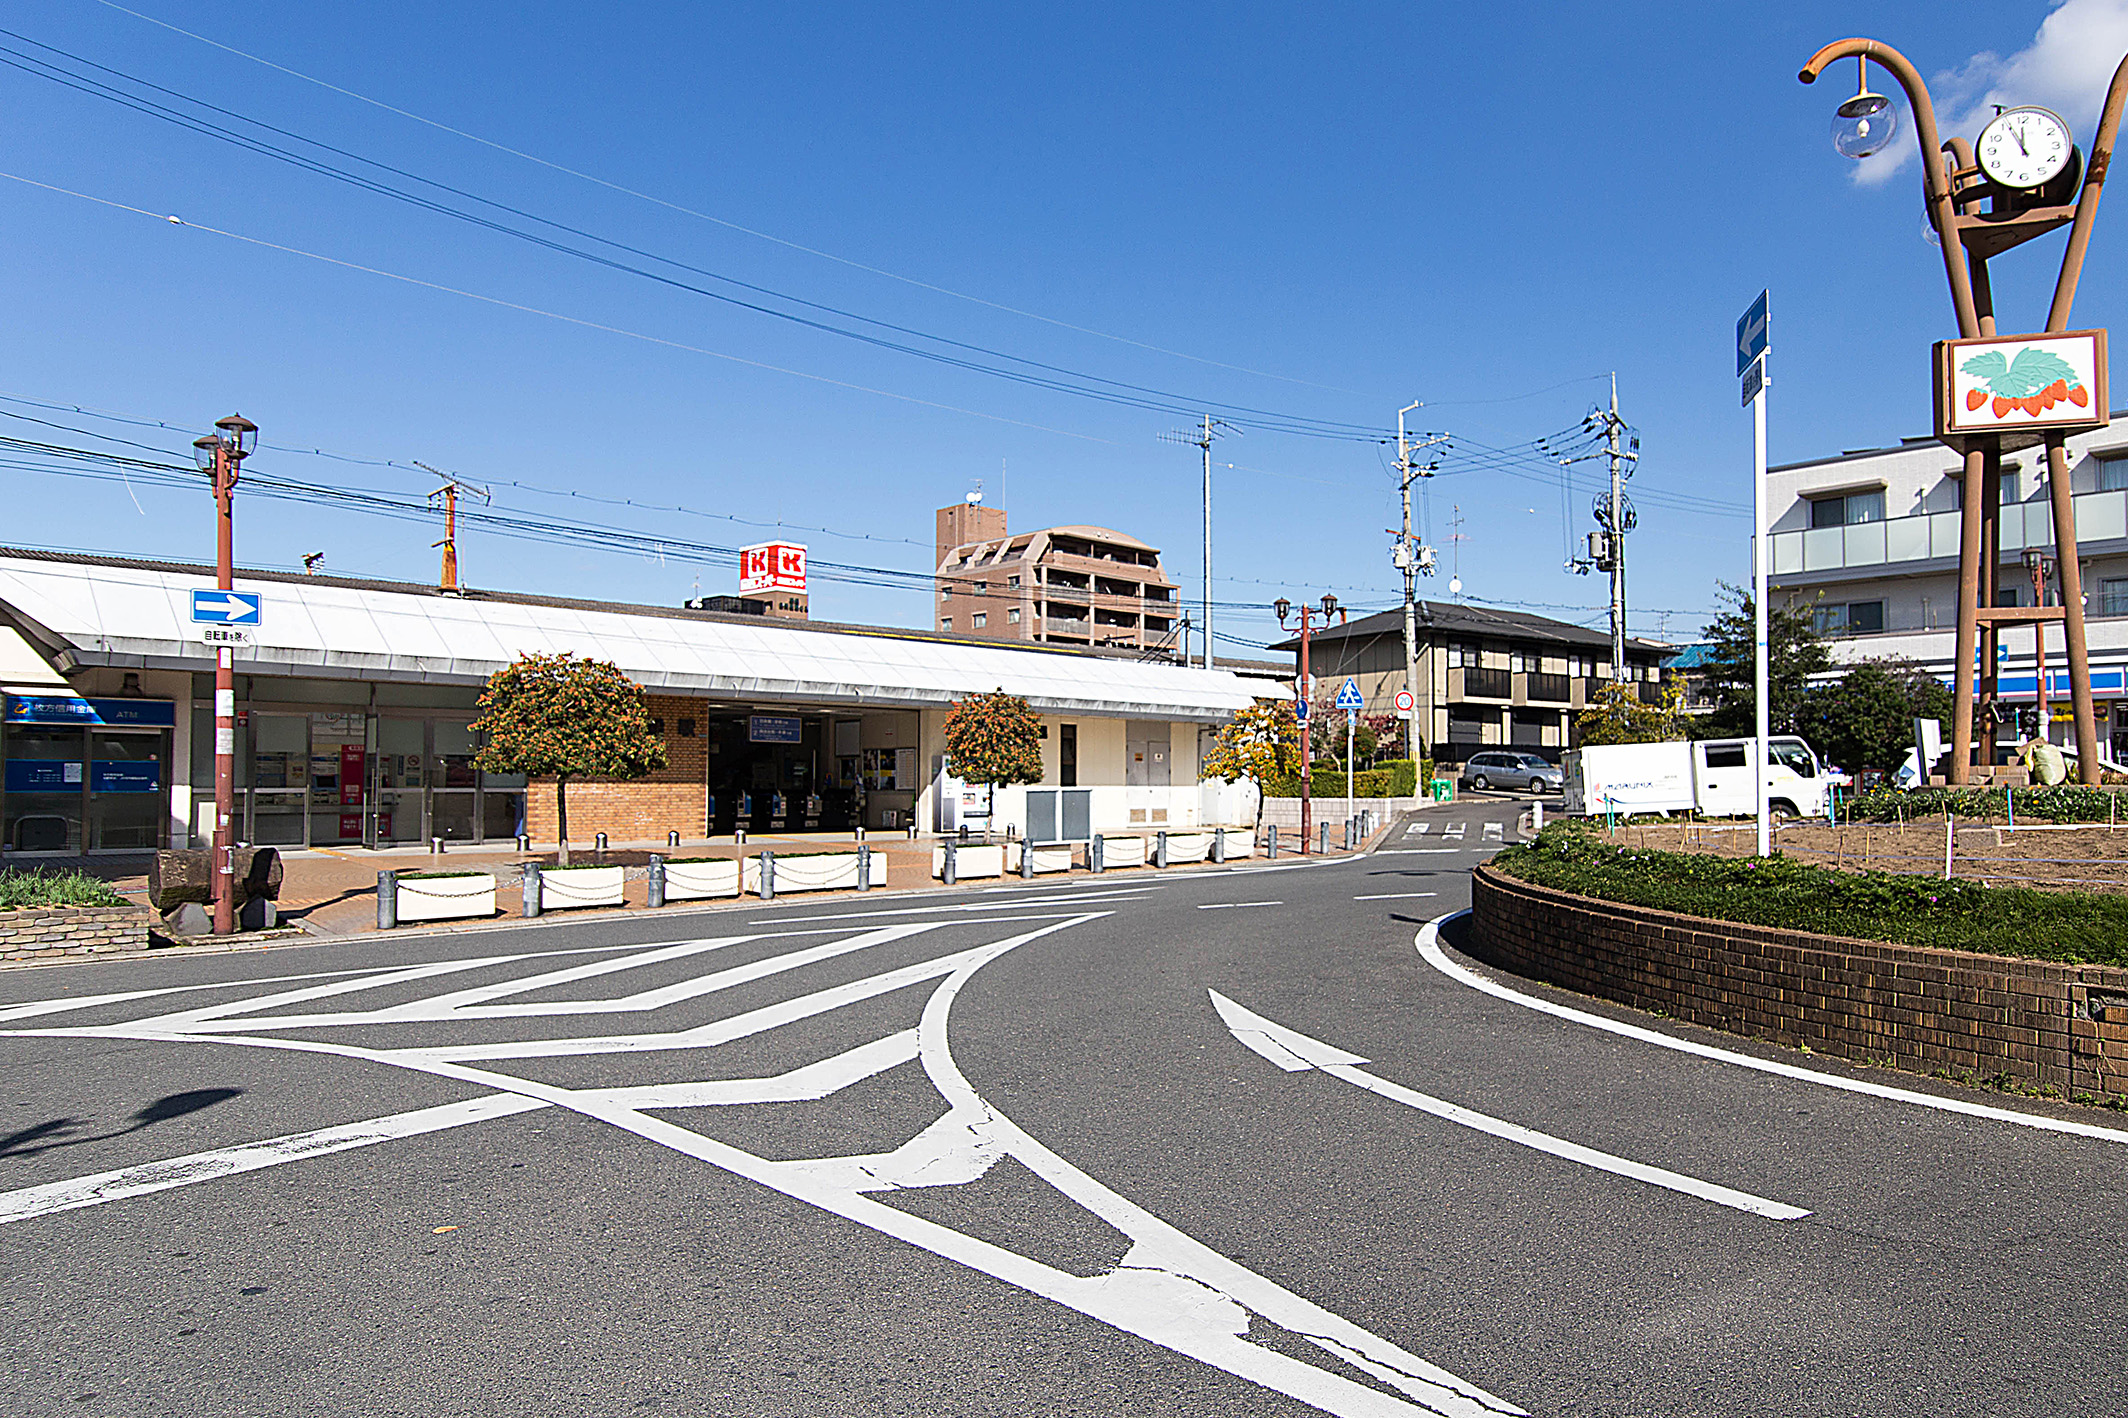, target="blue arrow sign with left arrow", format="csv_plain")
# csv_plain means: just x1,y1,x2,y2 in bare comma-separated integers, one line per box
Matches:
191,590,262,626
1736,290,1769,376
